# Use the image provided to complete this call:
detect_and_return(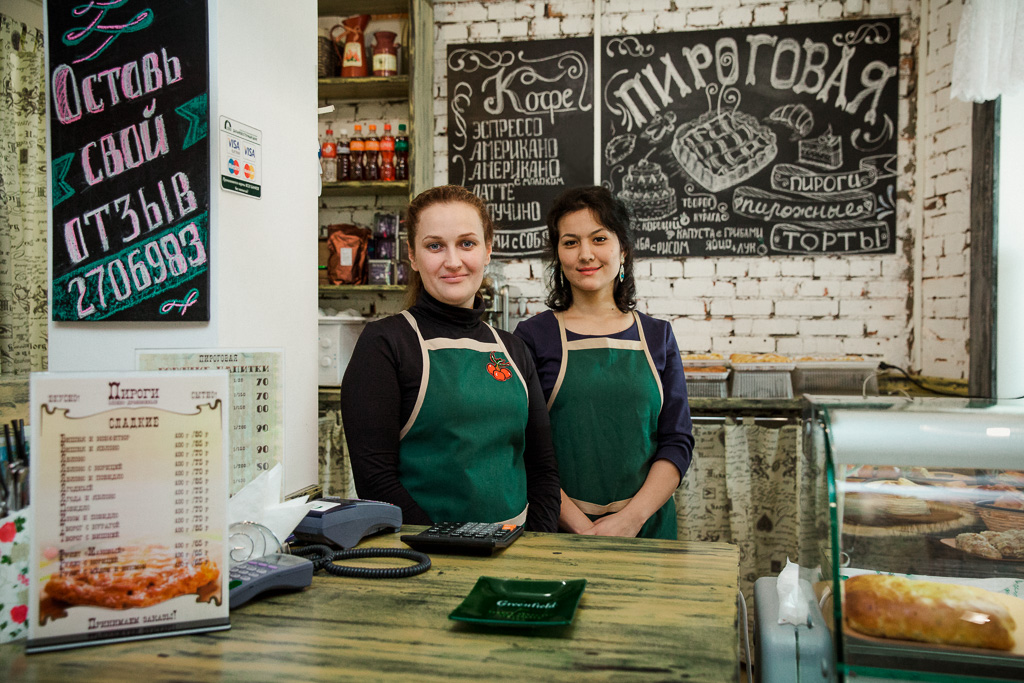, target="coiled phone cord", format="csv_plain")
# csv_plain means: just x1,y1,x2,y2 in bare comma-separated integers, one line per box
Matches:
293,544,431,579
